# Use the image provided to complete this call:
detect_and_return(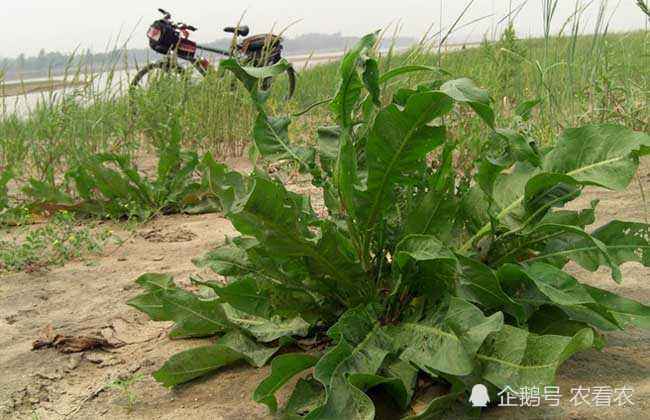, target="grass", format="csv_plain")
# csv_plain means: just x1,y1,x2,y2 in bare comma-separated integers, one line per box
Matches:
0,211,119,272
0,19,648,218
